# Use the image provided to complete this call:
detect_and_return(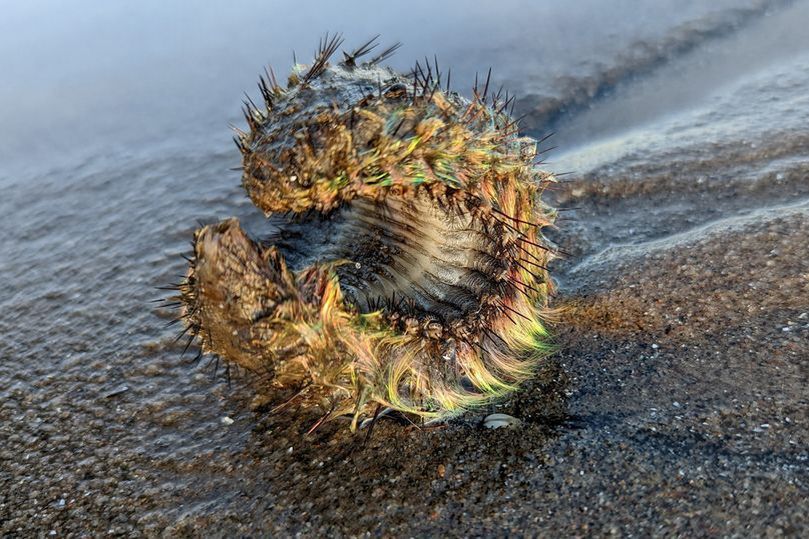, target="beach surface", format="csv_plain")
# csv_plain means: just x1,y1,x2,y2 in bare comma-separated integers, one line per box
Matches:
1,1,807,535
